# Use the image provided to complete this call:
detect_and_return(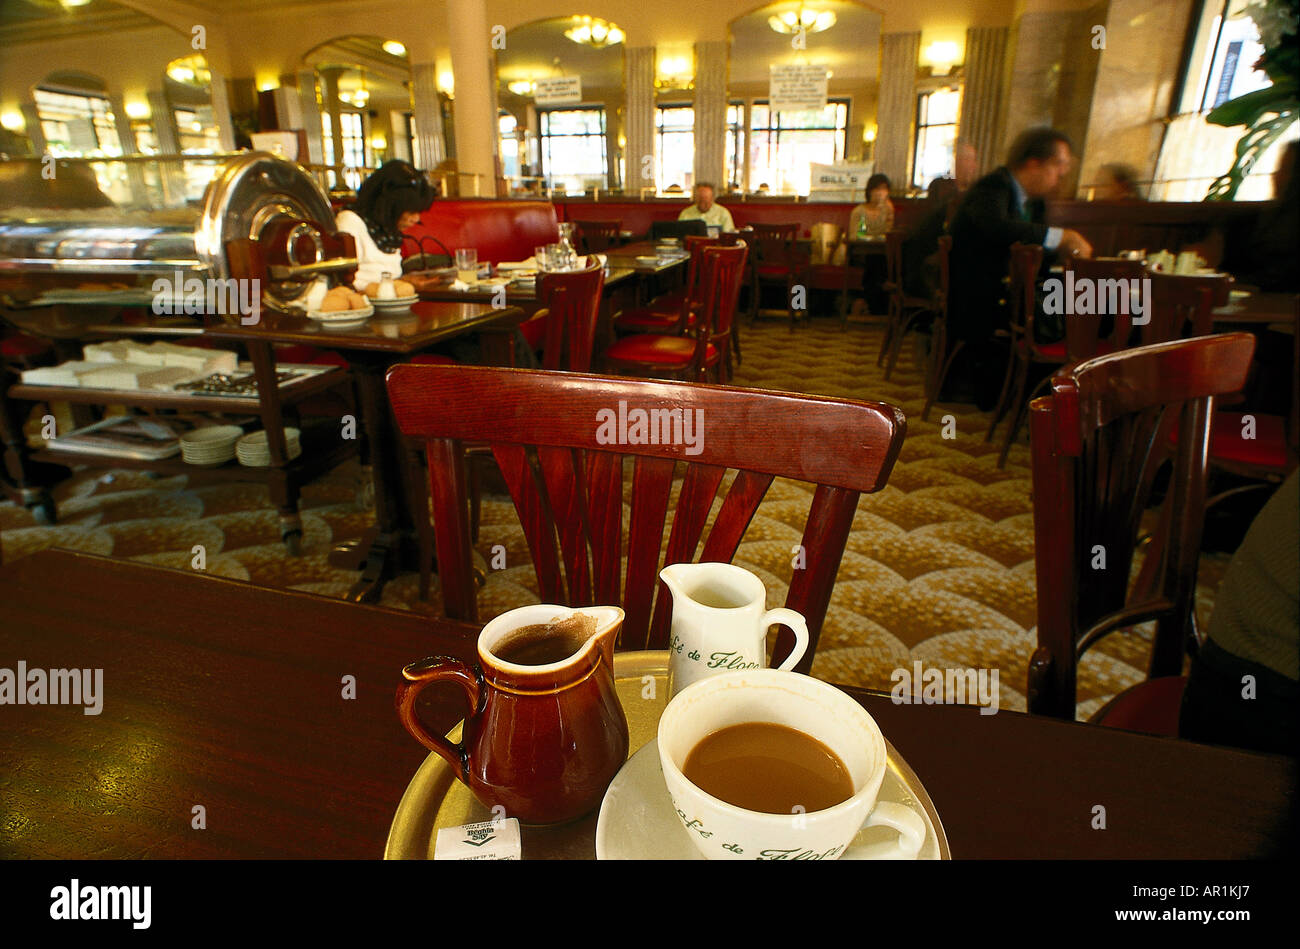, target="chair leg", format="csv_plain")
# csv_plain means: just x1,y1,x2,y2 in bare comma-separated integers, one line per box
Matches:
996,360,1032,469
731,319,742,364
877,301,897,366
922,336,963,422
884,309,922,380
985,346,1020,441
